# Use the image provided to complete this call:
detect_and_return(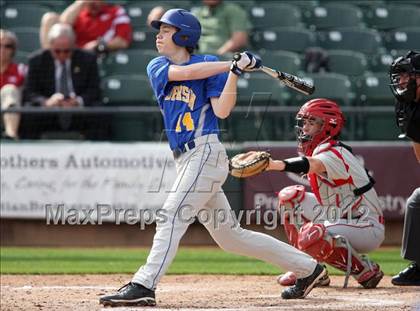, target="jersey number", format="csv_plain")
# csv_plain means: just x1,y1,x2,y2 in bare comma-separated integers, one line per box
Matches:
176,112,195,132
